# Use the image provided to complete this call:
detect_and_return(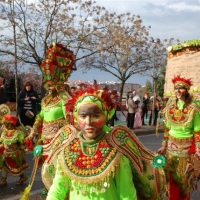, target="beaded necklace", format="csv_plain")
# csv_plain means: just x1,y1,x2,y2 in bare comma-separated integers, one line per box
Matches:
42,95,61,110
